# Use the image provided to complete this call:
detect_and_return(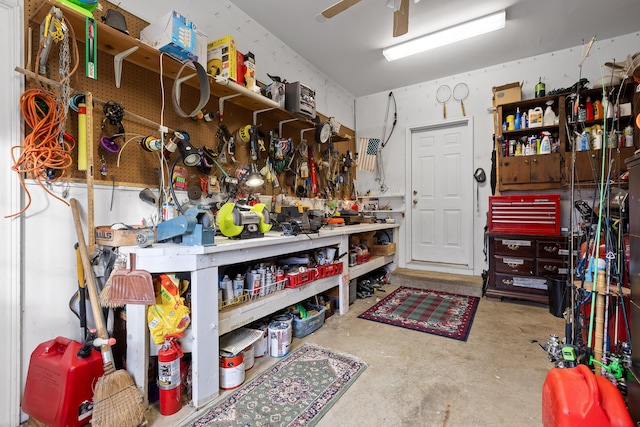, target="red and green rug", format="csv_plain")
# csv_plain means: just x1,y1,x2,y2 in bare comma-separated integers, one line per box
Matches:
358,286,480,341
